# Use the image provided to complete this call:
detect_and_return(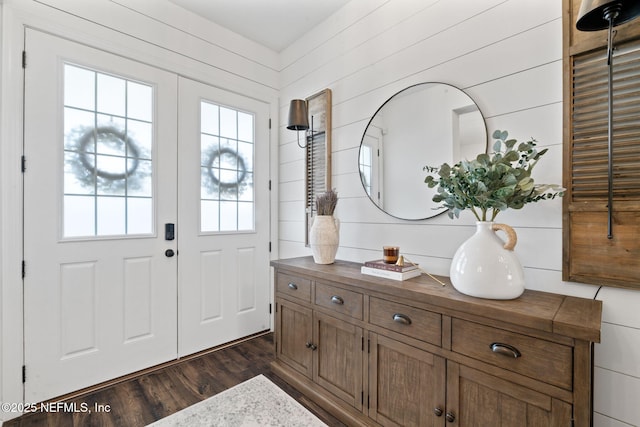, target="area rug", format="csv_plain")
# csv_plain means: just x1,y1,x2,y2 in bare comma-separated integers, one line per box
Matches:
147,375,327,426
